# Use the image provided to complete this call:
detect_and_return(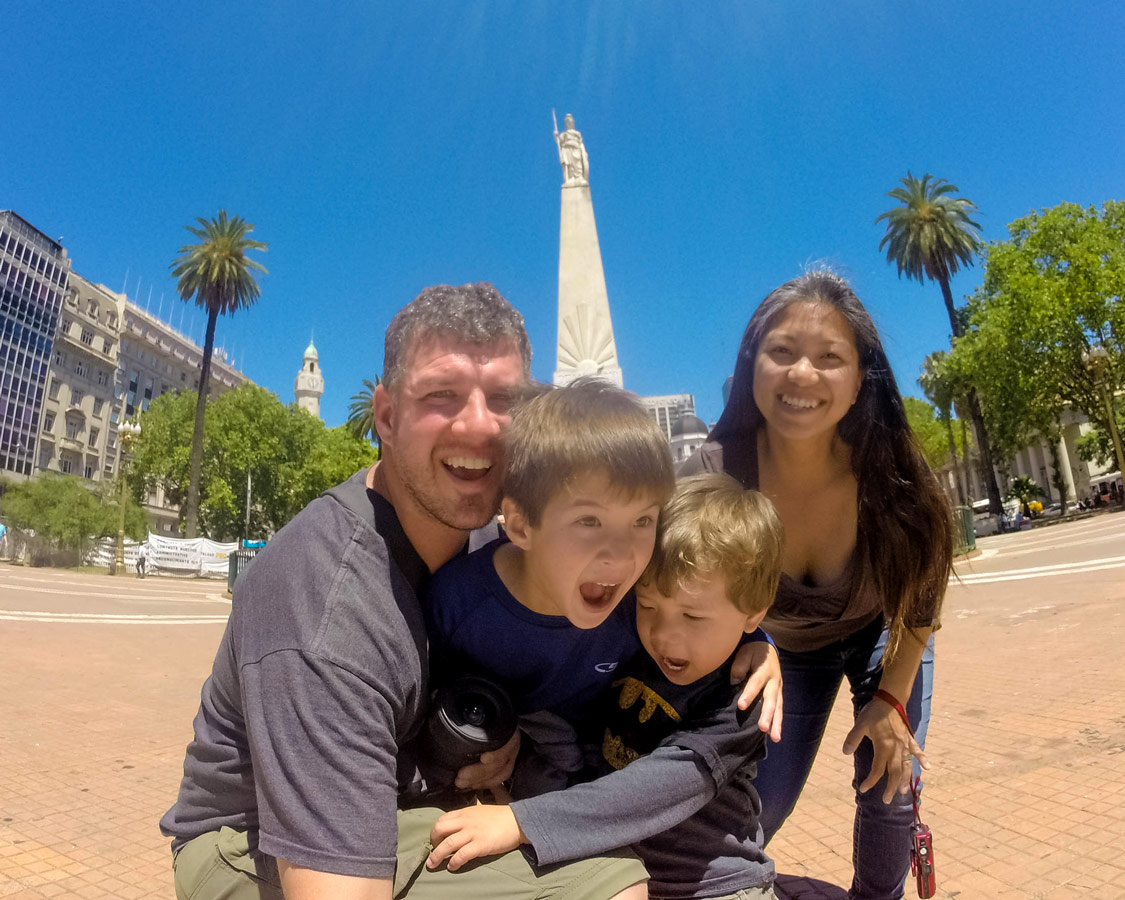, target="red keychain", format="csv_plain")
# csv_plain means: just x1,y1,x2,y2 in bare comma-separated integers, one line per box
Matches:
874,689,936,899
